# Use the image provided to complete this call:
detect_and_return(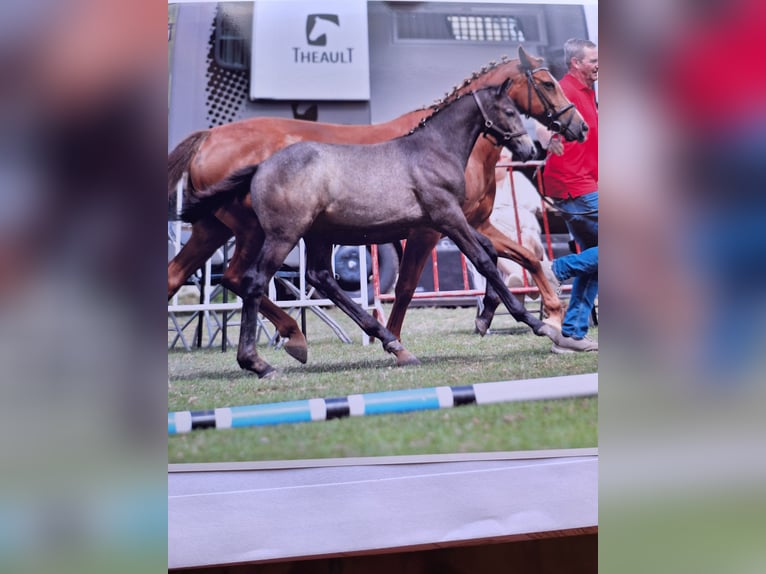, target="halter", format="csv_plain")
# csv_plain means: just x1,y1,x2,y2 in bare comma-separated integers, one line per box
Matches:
524,66,575,136
471,90,528,147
